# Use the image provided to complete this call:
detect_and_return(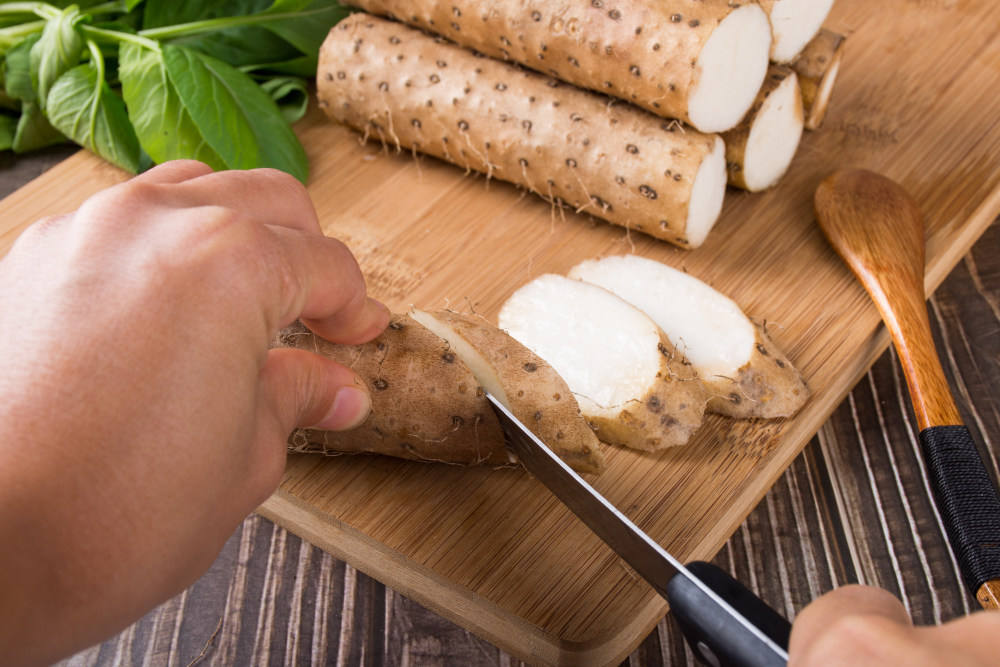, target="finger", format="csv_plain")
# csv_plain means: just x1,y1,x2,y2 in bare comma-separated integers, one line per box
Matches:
789,585,911,665
168,168,322,235
129,160,215,185
259,226,390,344
257,347,371,436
